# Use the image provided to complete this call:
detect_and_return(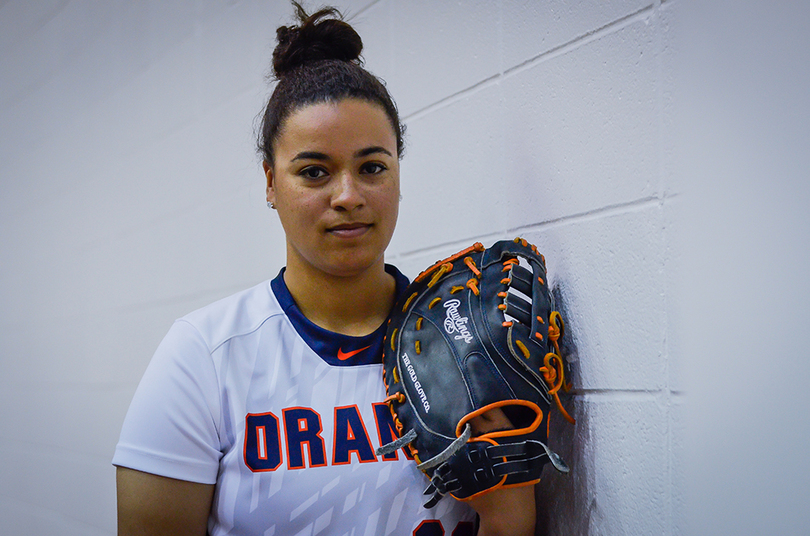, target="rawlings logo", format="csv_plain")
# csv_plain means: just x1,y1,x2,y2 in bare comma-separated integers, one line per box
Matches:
402,353,430,413
443,299,473,343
